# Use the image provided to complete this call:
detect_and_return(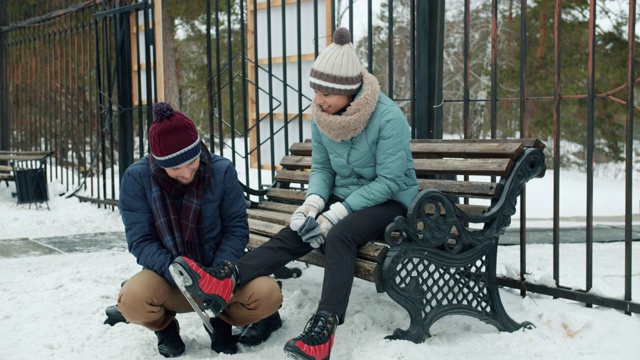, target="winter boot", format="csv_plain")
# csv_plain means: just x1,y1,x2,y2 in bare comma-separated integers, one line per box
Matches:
236,311,283,346
206,317,238,354
169,257,237,319
283,310,338,360
155,319,186,358
103,304,128,326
